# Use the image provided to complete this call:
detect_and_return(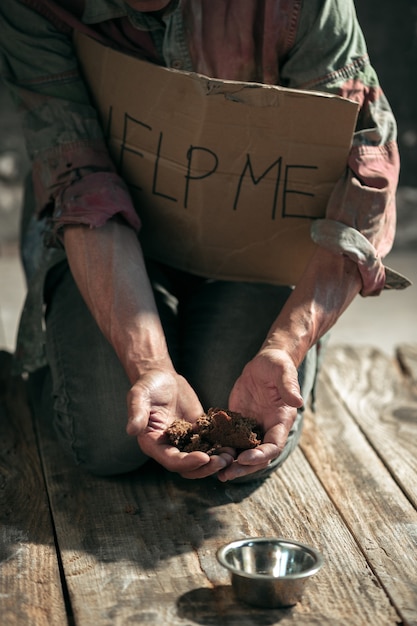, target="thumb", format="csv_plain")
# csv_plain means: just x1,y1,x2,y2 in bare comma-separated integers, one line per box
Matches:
280,365,304,408
126,384,151,436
